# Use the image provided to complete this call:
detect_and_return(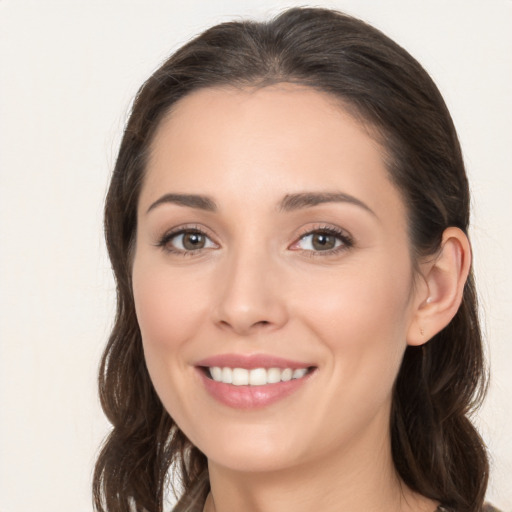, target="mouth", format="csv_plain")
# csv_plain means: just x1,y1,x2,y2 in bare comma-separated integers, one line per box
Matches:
194,354,317,408
199,365,317,386
195,360,317,409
